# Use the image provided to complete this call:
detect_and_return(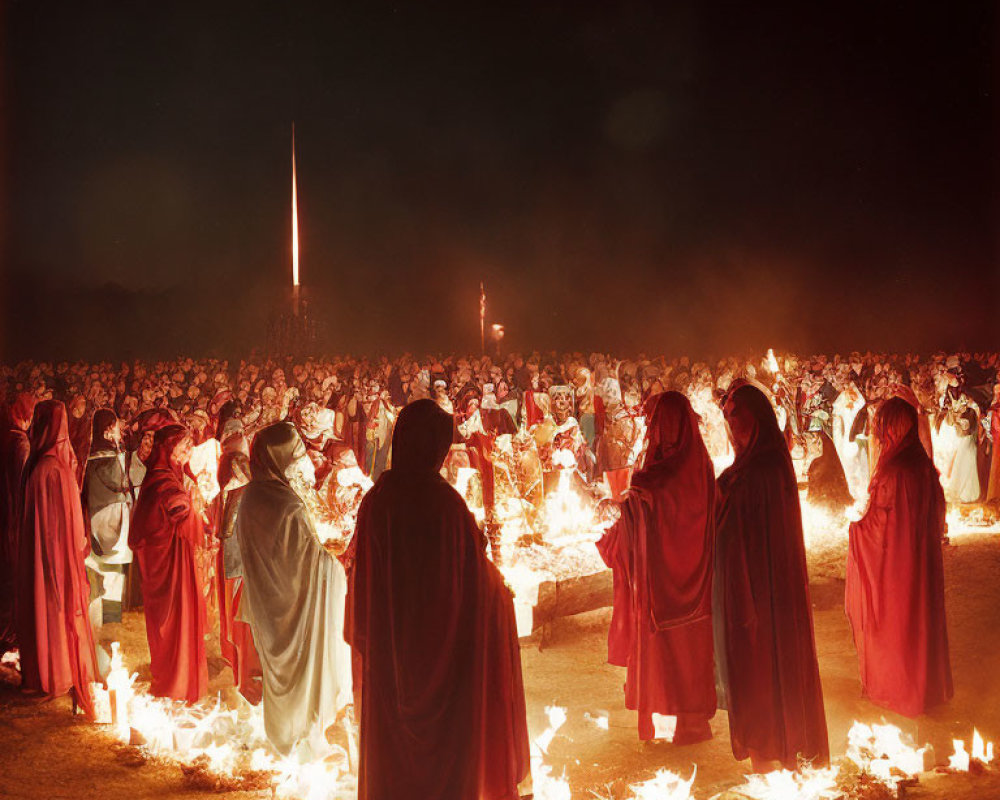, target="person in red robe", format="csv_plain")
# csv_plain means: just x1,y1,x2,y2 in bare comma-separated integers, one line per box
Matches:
15,400,98,718
345,399,529,800
129,423,208,704
0,393,36,653
846,397,952,717
596,391,717,744
714,384,829,771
